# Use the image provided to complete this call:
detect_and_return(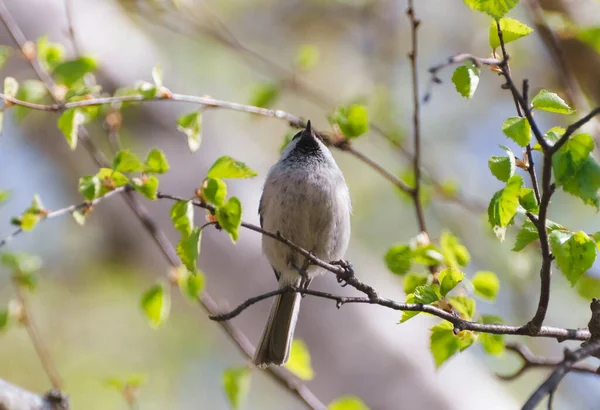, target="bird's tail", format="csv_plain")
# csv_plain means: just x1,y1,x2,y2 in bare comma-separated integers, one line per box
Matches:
253,283,301,368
